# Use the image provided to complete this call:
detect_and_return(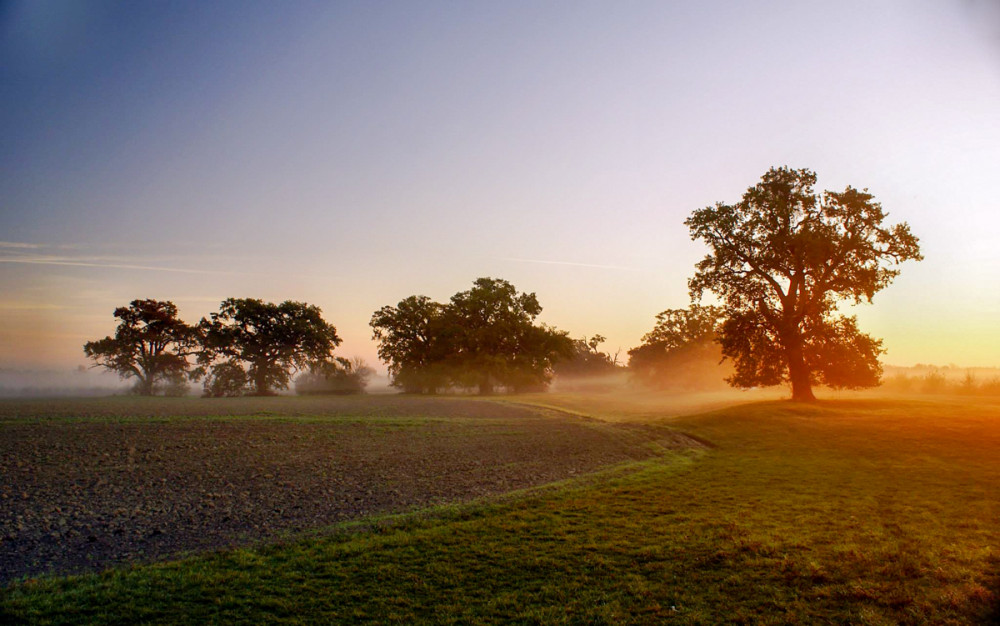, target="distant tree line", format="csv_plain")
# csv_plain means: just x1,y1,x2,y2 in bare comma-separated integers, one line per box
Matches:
86,167,923,402
84,298,368,397
882,366,1000,396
